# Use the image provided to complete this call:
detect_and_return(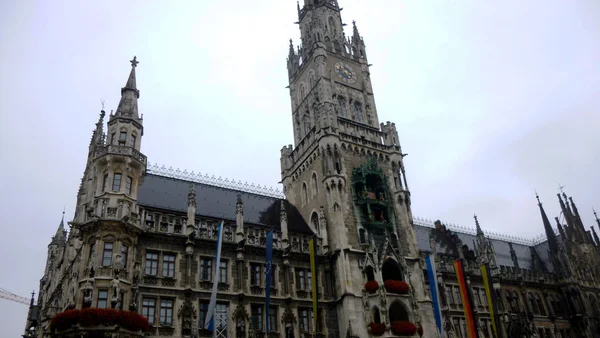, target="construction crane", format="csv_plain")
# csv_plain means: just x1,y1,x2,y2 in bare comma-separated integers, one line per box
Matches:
0,287,31,306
